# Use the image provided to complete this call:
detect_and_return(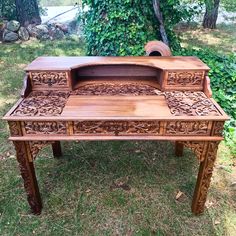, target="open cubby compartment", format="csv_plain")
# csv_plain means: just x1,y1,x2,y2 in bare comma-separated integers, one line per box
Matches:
70,64,164,91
